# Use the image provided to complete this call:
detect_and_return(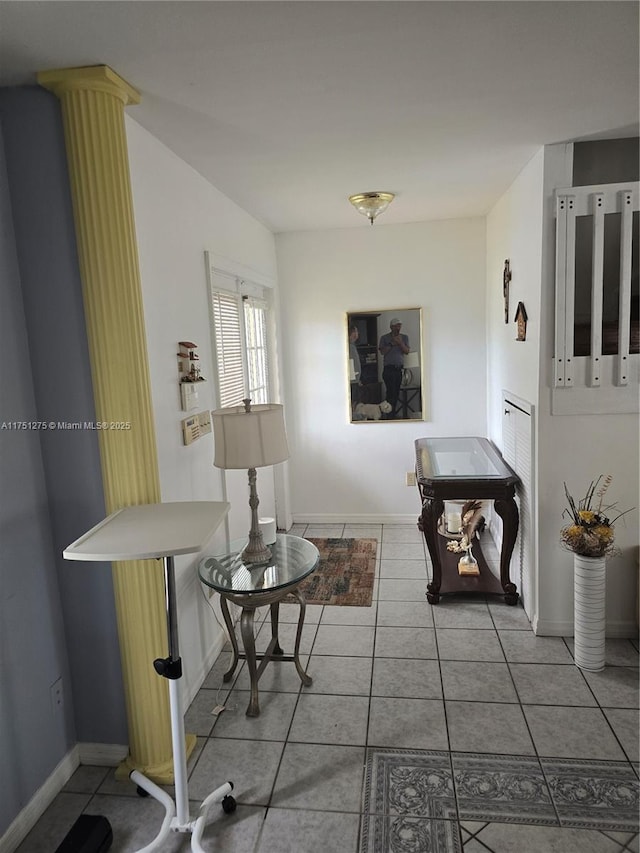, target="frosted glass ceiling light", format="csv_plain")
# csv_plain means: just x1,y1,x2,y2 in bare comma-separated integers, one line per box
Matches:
348,192,395,225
